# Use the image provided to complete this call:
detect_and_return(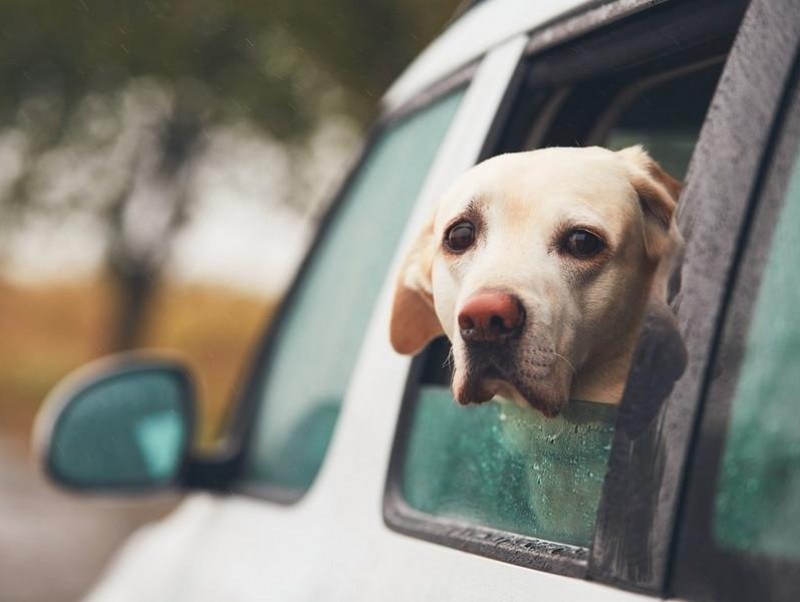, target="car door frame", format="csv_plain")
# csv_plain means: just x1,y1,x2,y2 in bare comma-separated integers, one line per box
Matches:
589,0,800,595
668,11,800,602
